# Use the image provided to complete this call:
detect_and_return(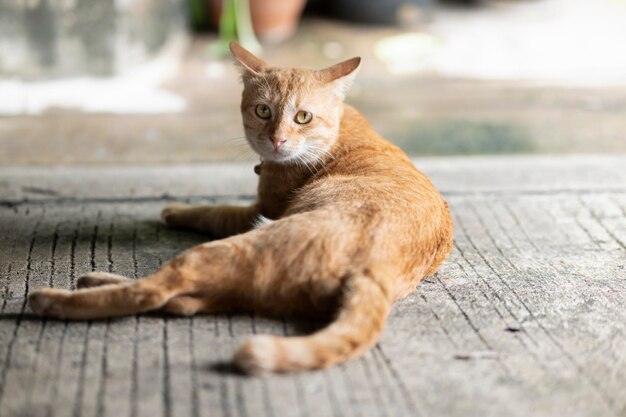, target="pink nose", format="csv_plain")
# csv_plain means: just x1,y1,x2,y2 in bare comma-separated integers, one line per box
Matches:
270,135,287,150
